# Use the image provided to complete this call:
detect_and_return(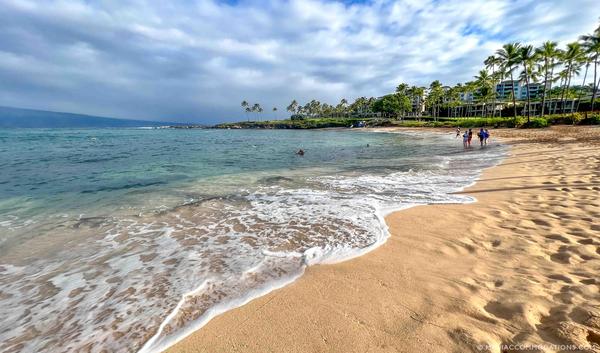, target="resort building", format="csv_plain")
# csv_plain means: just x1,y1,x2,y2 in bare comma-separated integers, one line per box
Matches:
458,81,545,102
496,80,522,100
459,91,475,103
411,94,426,114
520,83,543,99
